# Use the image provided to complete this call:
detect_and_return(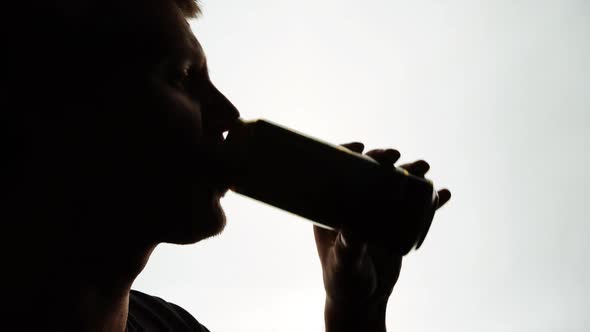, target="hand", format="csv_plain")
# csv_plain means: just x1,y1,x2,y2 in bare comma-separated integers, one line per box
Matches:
314,142,451,332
